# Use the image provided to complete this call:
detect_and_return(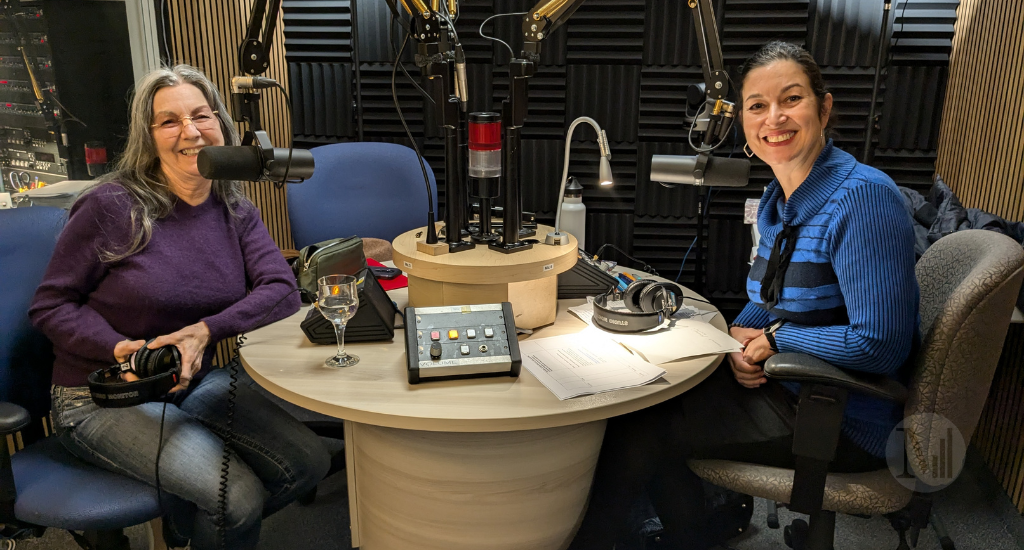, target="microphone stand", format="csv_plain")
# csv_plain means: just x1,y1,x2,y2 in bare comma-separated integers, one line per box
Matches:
415,11,475,252
490,56,535,254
